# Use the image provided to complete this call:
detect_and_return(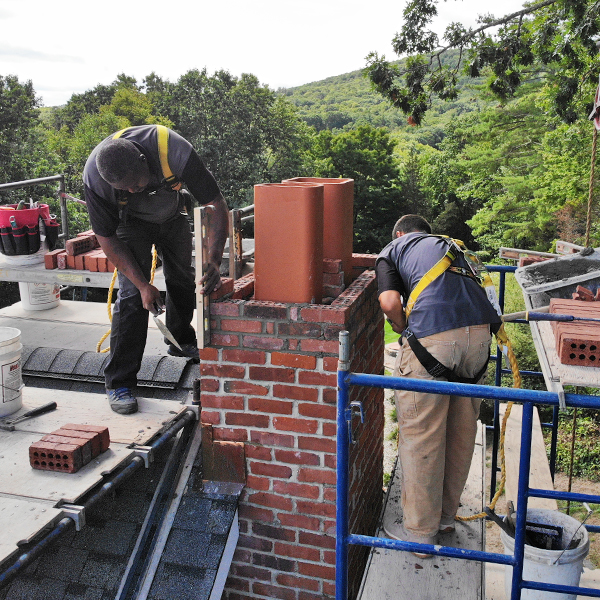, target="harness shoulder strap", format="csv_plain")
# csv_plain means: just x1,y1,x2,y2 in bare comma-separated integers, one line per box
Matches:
404,236,458,319
113,126,182,191
156,124,182,191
